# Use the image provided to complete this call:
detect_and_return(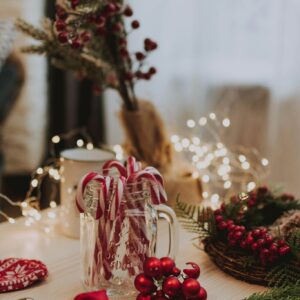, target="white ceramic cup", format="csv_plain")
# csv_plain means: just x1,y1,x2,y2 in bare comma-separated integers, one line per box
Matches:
59,148,114,238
